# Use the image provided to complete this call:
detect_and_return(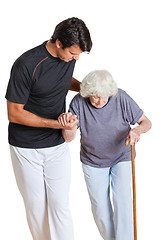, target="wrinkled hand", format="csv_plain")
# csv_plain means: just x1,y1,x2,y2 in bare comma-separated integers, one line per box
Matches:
128,128,141,145
58,112,78,130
